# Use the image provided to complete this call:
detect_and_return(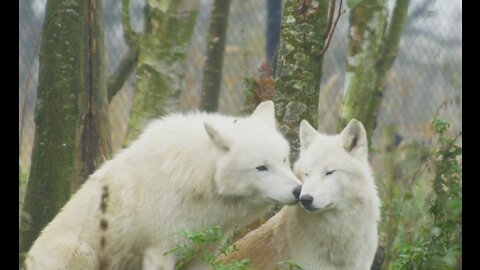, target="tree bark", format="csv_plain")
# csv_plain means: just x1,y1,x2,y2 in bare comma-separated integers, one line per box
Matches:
266,0,283,73
199,0,232,112
106,0,140,103
126,0,199,142
337,0,410,140
337,0,388,136
336,2,410,270
274,0,329,162
107,43,139,102
20,0,111,254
